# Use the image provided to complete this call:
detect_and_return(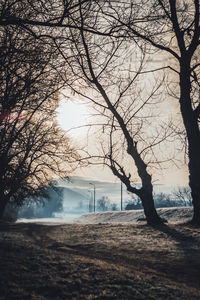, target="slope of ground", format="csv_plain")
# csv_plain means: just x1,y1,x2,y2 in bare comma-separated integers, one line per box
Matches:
75,207,193,224
0,213,200,299
17,207,193,225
